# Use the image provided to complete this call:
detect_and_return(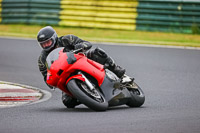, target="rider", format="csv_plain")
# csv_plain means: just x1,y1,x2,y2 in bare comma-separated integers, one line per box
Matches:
37,26,126,108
